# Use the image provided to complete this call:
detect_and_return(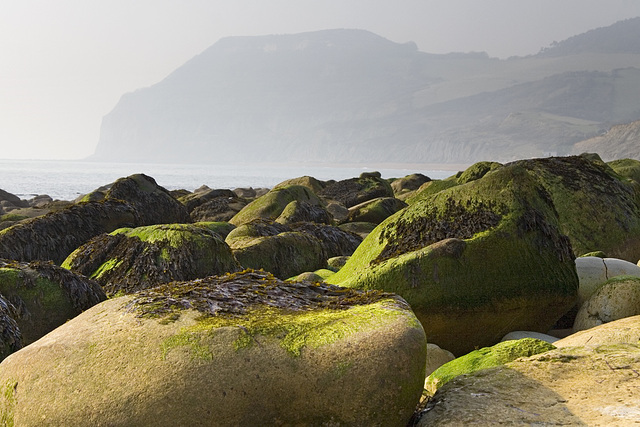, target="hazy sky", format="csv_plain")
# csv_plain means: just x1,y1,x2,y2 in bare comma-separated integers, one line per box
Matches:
2,0,640,160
